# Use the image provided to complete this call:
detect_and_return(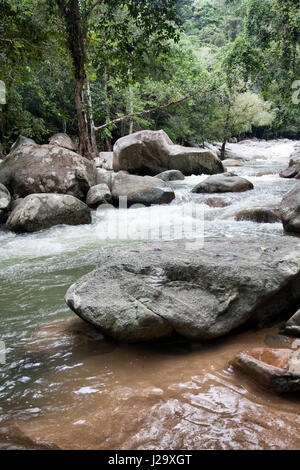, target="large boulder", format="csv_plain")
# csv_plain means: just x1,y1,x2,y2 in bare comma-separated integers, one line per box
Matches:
6,193,91,233
280,183,300,234
232,348,300,393
65,237,300,343
86,184,112,208
9,136,36,155
113,130,224,176
0,143,97,201
48,133,77,151
192,172,254,193
111,172,175,207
